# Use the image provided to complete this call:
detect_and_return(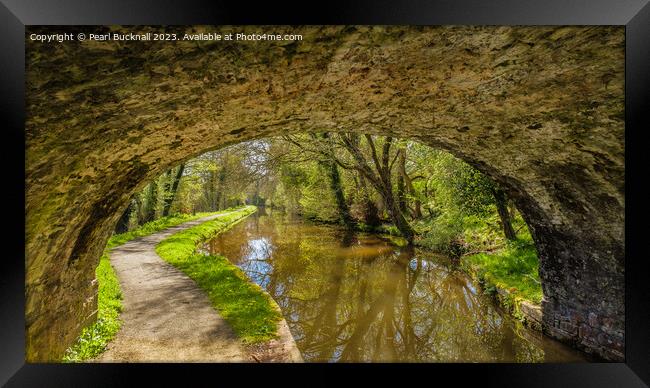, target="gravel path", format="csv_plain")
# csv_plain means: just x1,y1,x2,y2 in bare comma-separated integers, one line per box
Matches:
96,213,302,362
